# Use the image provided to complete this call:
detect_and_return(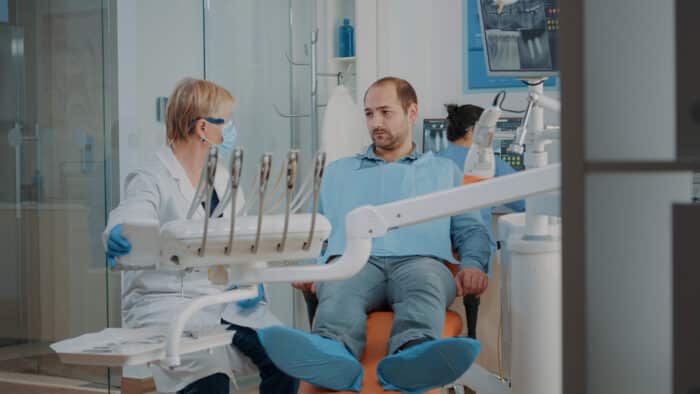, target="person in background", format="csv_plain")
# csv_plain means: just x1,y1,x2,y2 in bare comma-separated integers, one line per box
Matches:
437,103,526,263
